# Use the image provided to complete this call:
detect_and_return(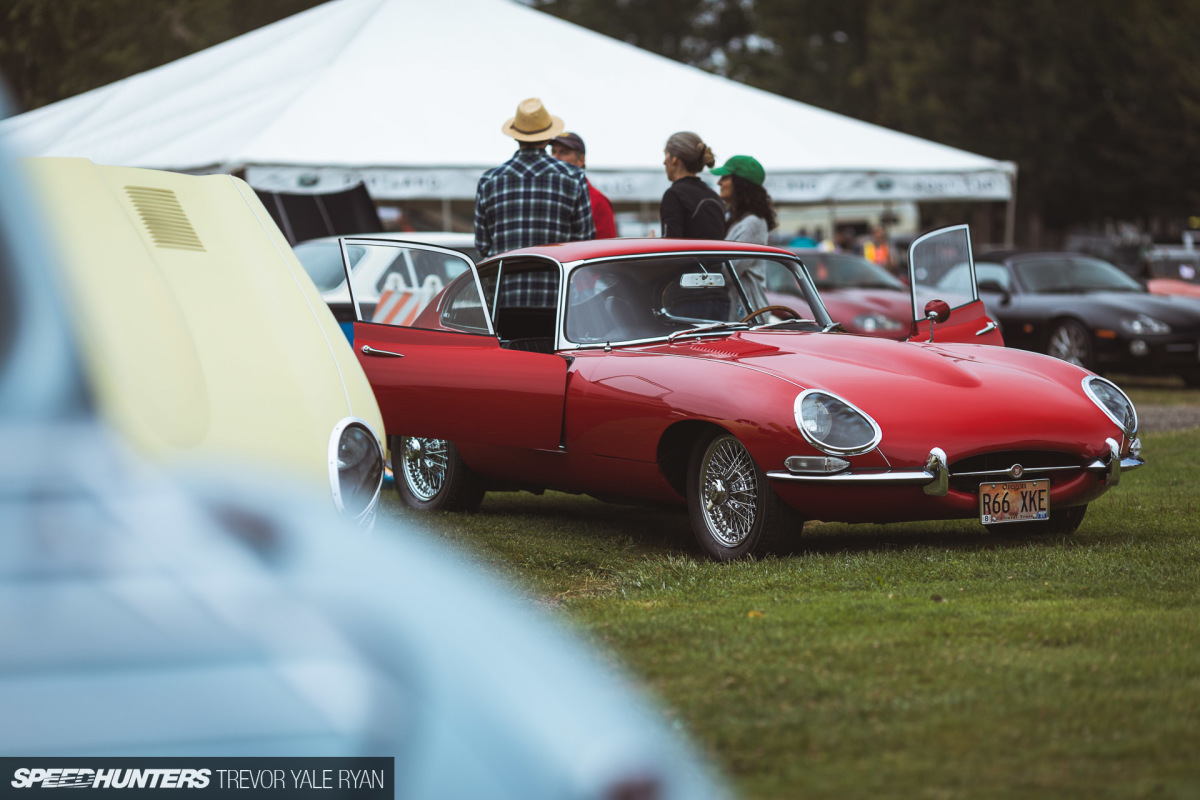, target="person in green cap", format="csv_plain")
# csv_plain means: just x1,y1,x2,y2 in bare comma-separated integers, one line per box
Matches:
712,155,778,305
711,155,777,245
